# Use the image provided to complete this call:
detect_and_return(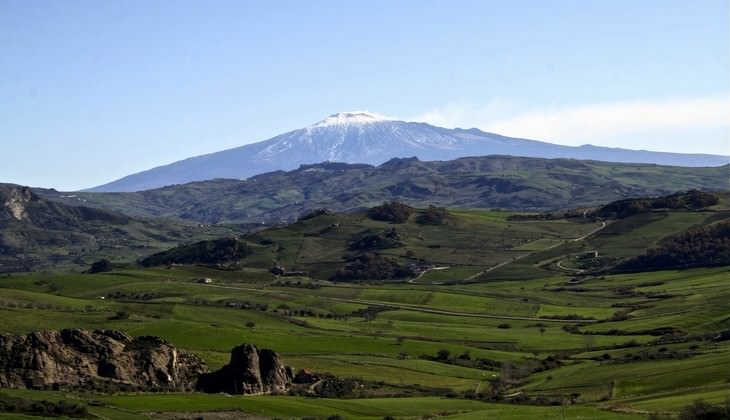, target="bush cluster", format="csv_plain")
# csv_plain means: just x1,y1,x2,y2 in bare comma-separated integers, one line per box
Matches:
347,229,402,251
366,201,414,223
0,392,89,418
140,237,252,266
618,221,730,271
331,253,415,281
596,190,718,219
416,206,449,225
